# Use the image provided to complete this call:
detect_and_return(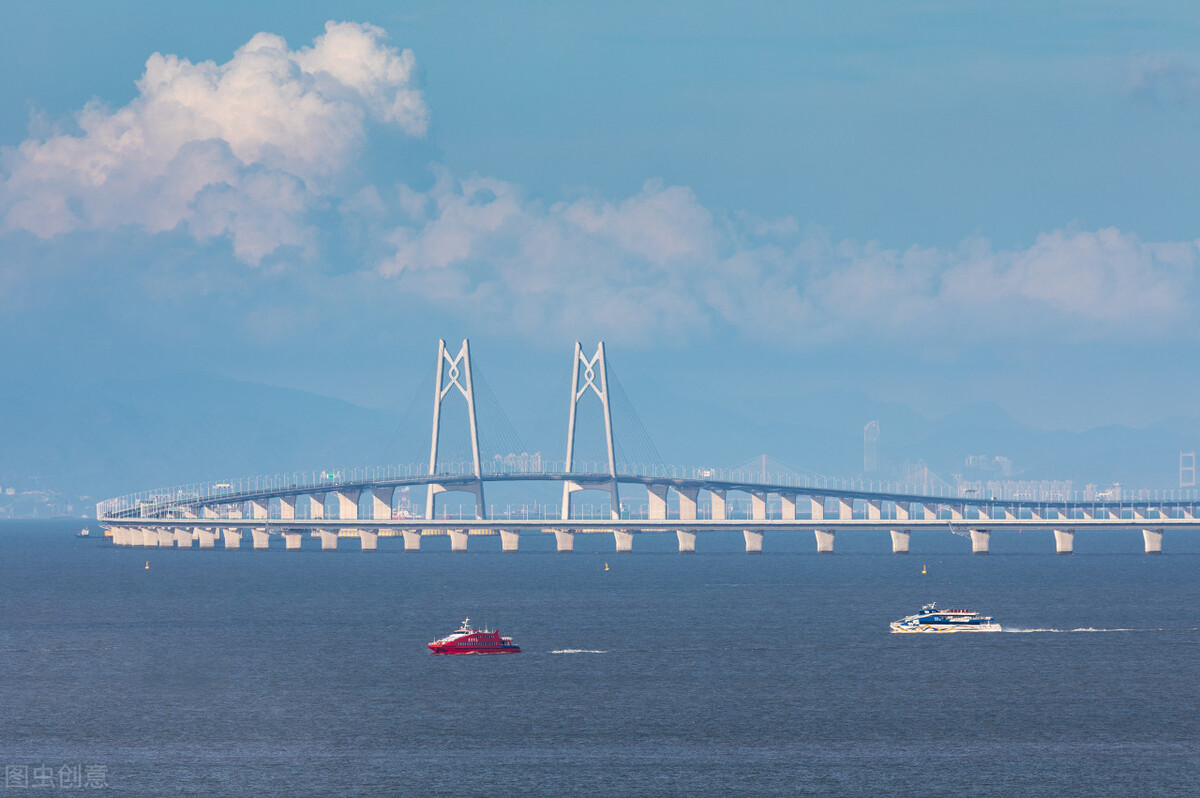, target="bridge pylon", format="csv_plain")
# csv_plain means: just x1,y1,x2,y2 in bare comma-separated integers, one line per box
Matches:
426,339,485,520
562,341,620,521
